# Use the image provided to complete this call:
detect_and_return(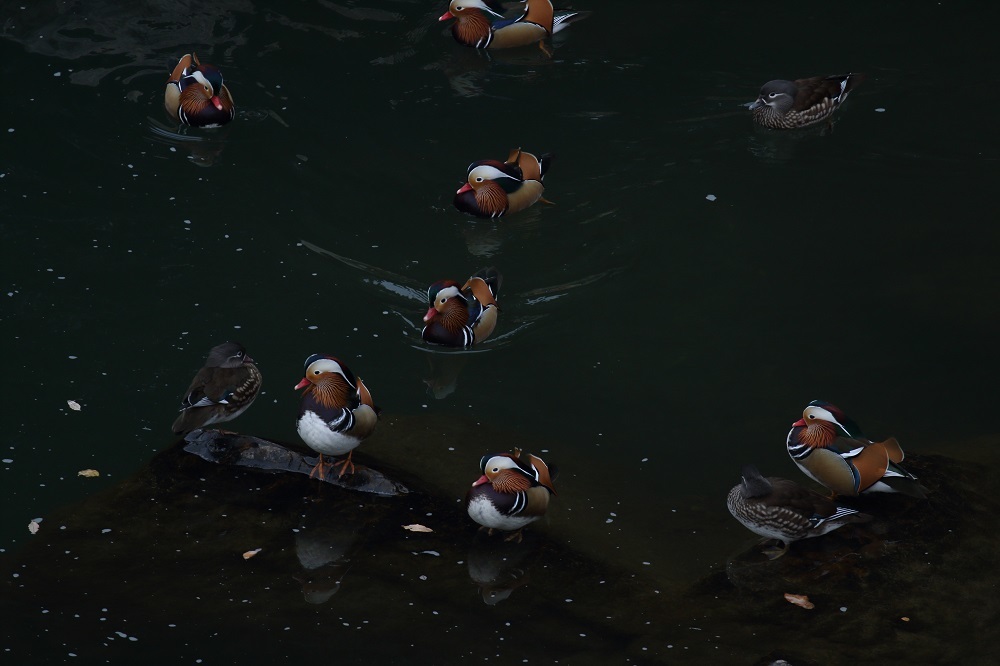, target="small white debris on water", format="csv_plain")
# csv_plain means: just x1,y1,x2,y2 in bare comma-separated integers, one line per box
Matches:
875,108,886,112
705,194,717,202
